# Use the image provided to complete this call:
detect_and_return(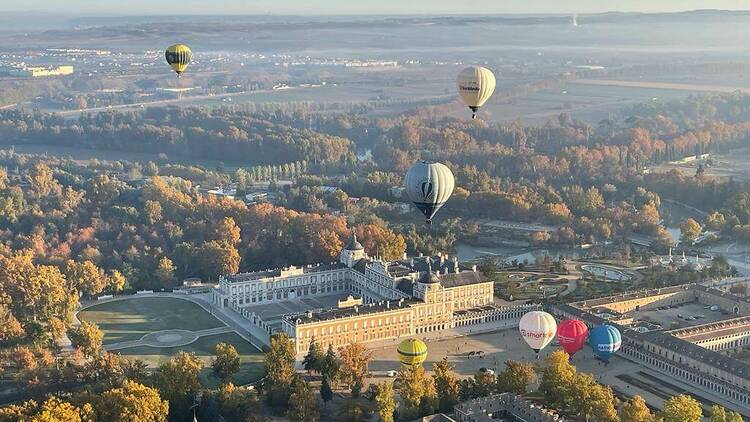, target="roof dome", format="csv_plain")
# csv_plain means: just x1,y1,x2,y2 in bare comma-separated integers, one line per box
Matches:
345,232,364,251
397,338,428,366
